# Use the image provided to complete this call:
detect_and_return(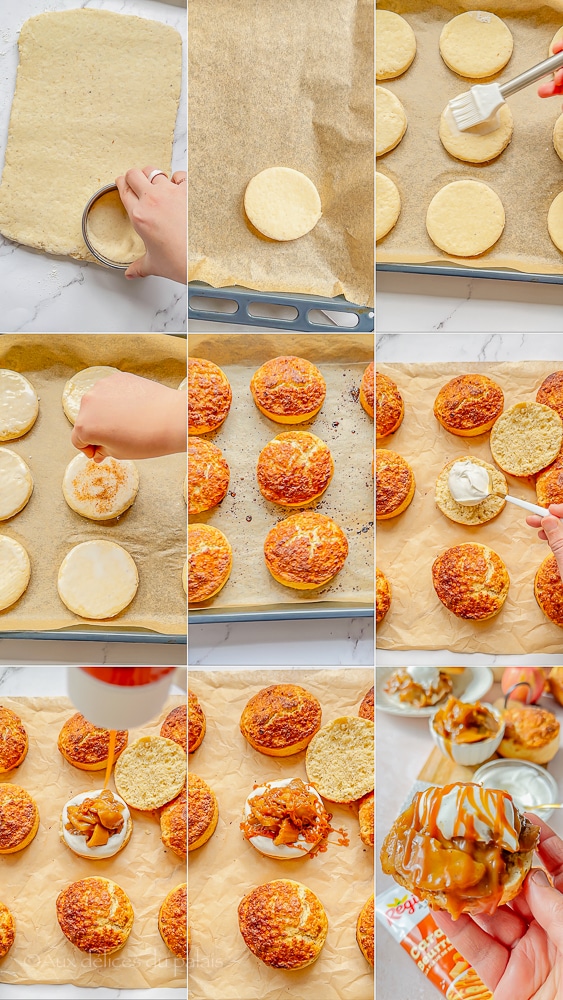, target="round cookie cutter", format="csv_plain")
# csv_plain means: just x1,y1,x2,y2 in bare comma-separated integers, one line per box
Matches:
82,183,138,270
